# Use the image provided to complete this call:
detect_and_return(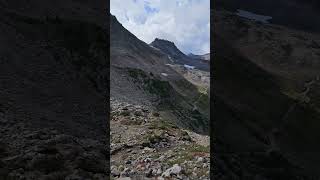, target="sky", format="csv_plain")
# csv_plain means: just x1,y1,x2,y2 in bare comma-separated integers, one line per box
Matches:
110,0,210,55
